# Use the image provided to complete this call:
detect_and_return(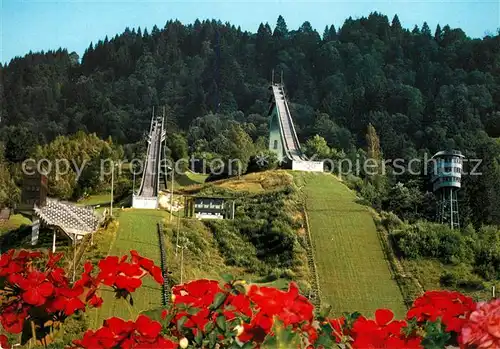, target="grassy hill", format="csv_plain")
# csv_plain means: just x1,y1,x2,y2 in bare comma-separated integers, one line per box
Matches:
84,169,407,328
87,209,167,328
294,172,407,318
87,170,312,328
170,170,407,317
165,170,313,293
